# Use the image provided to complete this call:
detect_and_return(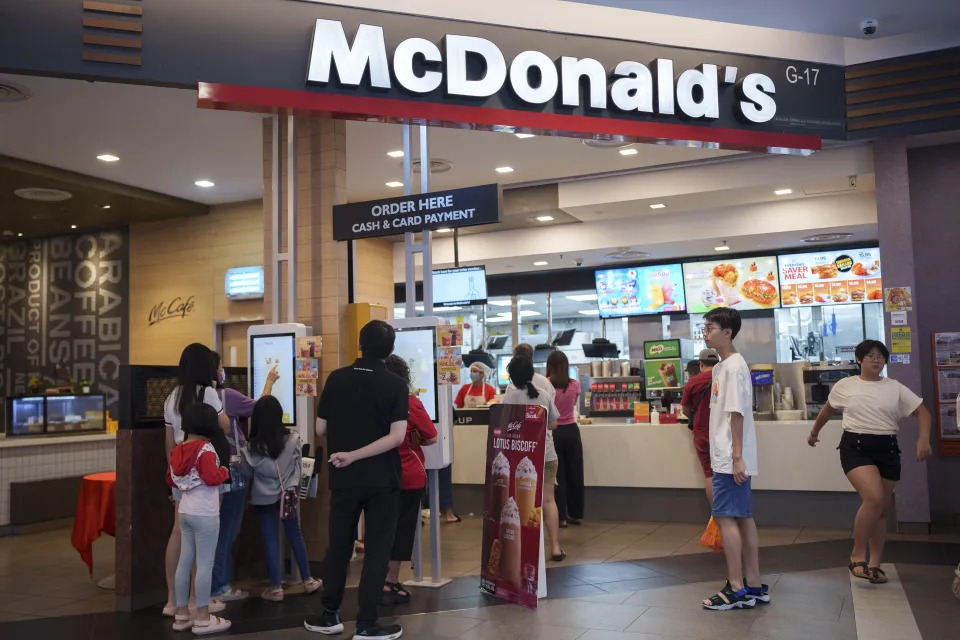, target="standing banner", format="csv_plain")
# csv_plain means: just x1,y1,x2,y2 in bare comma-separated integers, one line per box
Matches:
480,404,547,608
